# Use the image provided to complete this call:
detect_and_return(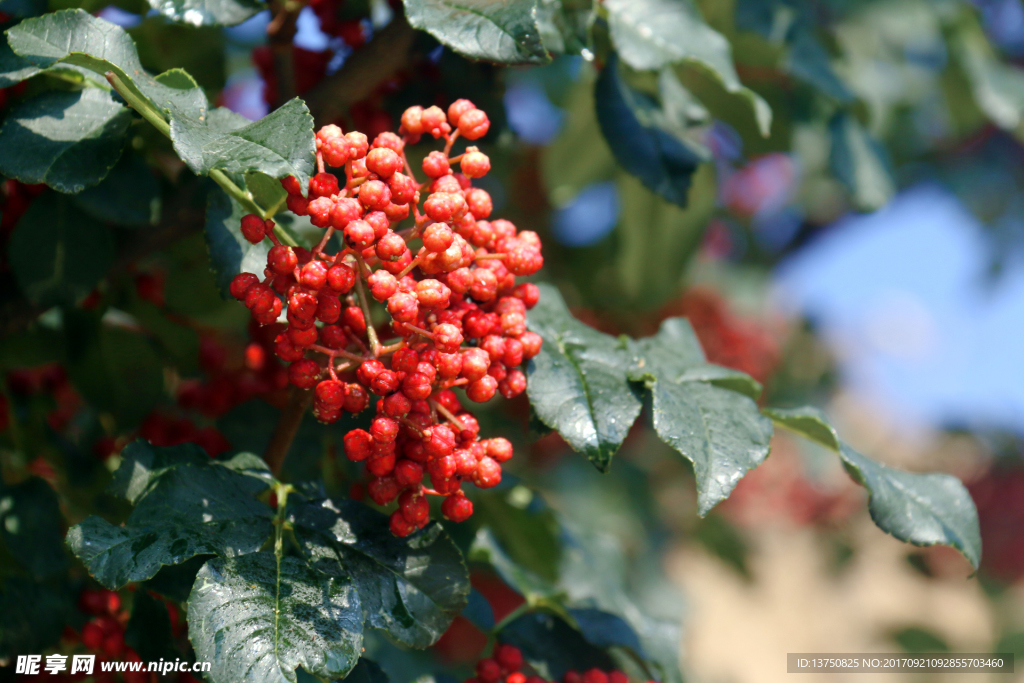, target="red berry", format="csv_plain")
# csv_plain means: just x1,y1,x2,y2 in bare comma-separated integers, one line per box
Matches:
387,291,419,323
390,509,416,537
398,489,430,526
394,459,424,487
281,175,303,195
337,303,363,331
422,151,450,178
288,359,321,389
422,222,455,253
376,231,407,262
582,670,608,683
359,179,391,210
448,99,475,127
309,196,334,227
499,369,526,398
477,659,502,683
466,375,498,402
345,383,370,412
608,673,628,683
425,424,457,457
368,474,400,504
401,372,433,400
368,270,399,301
365,147,402,179
370,369,400,395
460,148,490,178
388,172,417,204
287,194,309,215
473,456,501,488
322,265,353,294
310,172,340,198
433,323,463,353
346,131,369,159
357,359,385,385
459,109,490,140
345,219,376,248
466,188,493,219
367,449,396,477
230,273,259,300
313,381,344,408
240,214,266,243
268,245,298,274
371,416,399,443
494,644,524,672
300,260,328,289
316,294,341,323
